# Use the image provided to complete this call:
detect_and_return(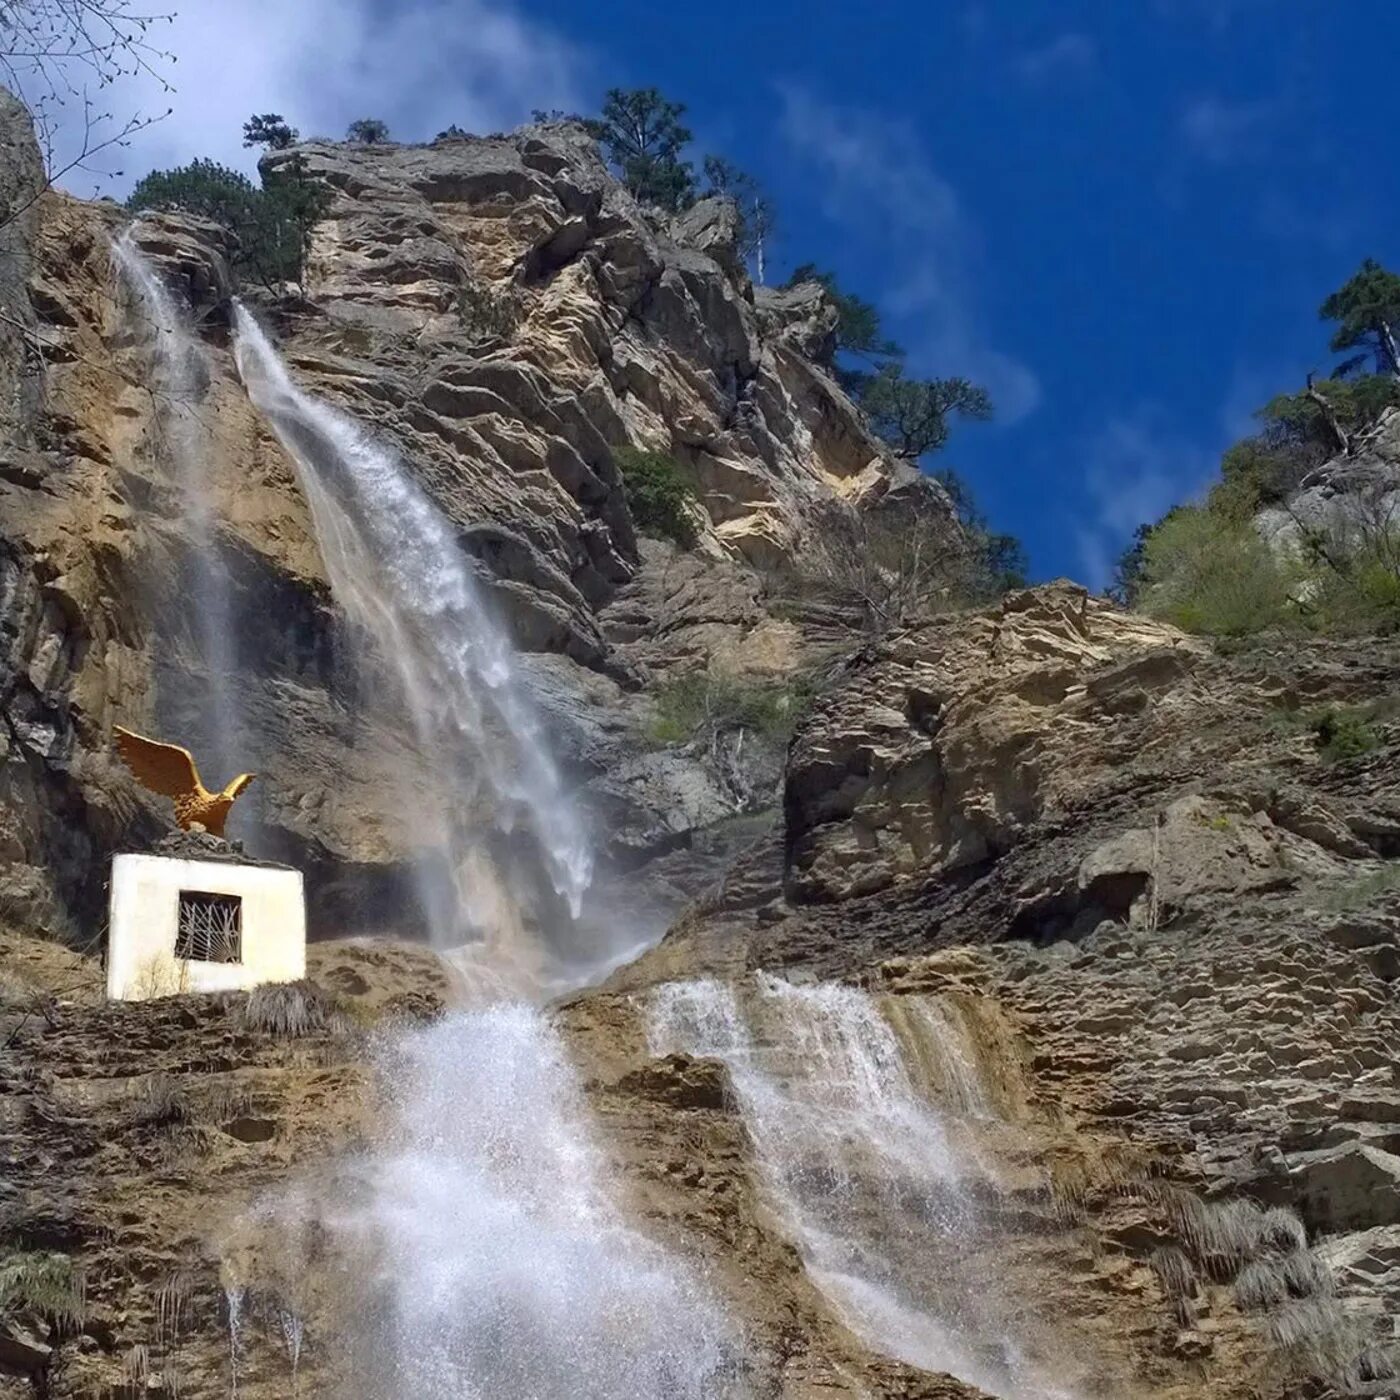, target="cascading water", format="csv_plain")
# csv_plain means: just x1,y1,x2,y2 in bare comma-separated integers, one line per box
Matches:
231,303,599,989
336,1006,735,1398
222,301,737,1396
113,232,244,793
650,976,1083,1400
